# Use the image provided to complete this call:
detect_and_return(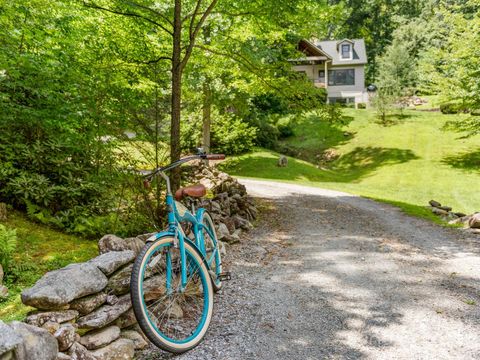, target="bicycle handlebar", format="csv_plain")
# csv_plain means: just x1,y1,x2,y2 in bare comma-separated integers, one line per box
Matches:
145,153,226,179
